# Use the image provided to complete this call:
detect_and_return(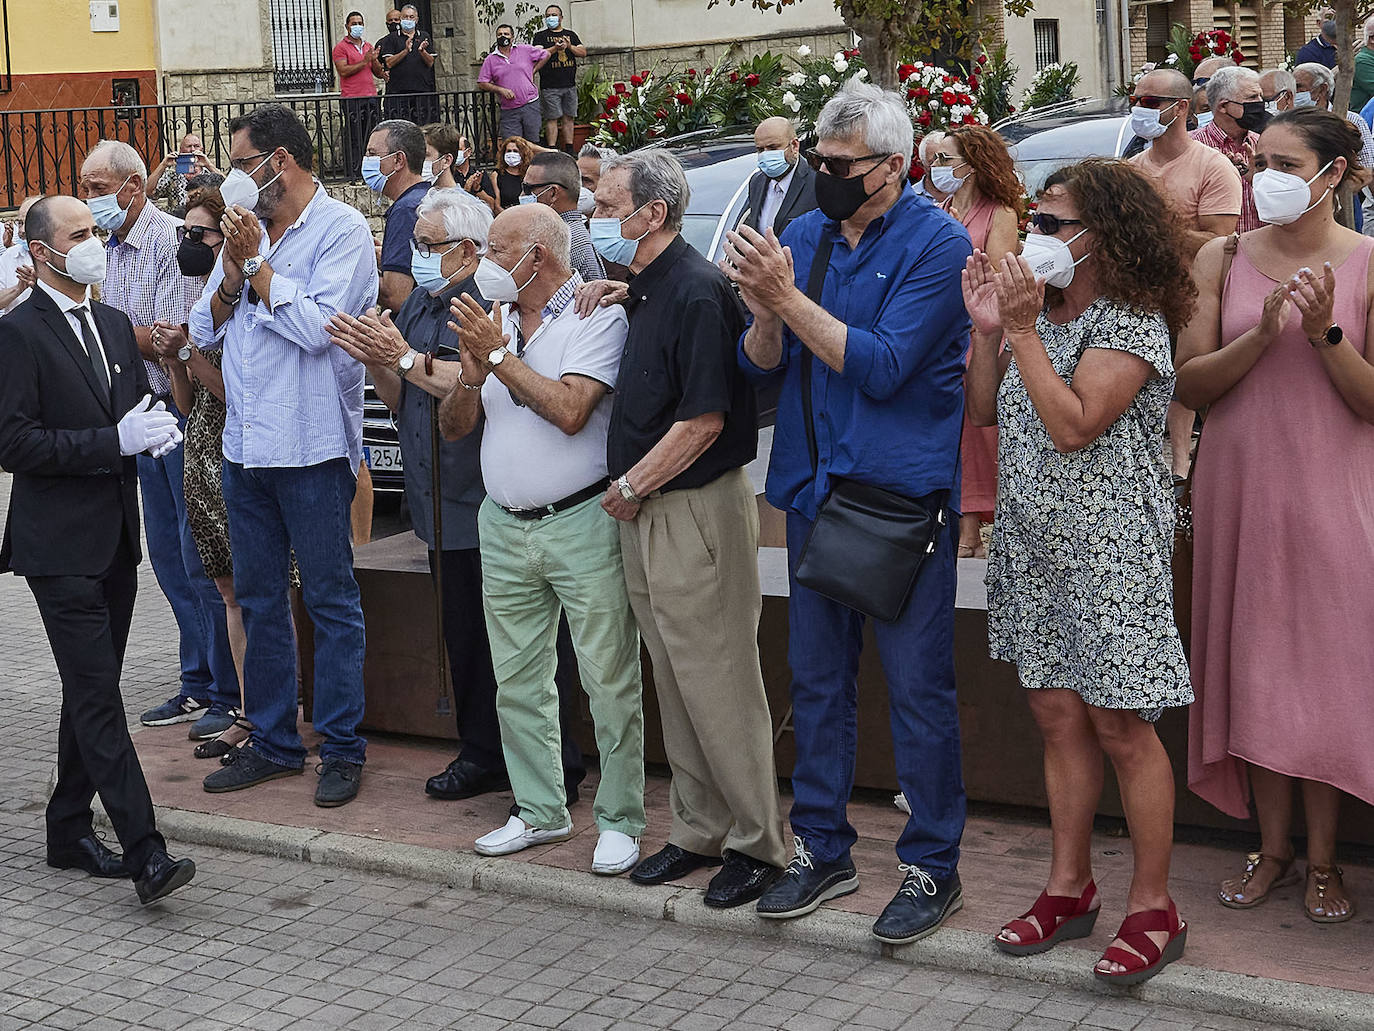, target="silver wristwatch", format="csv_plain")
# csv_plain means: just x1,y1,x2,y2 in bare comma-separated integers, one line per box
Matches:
242,255,264,277
616,474,640,504
487,346,508,367
397,349,418,374
177,344,193,362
